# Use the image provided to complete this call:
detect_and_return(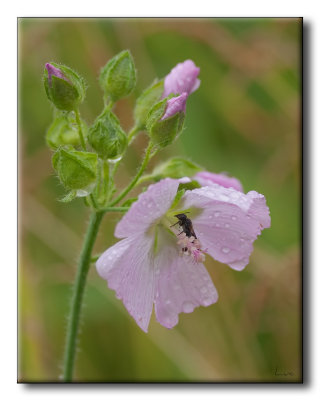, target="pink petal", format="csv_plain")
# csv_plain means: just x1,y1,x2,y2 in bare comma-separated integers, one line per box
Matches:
194,171,243,192
115,178,180,239
96,233,155,332
181,184,270,271
154,230,218,329
163,59,200,98
161,93,188,120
